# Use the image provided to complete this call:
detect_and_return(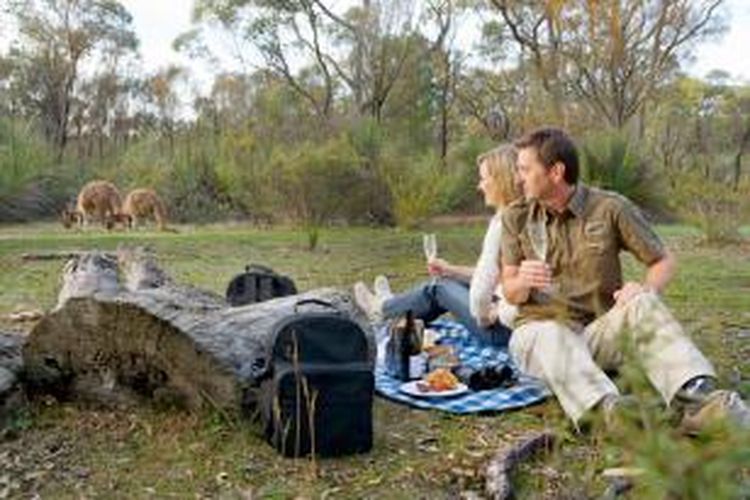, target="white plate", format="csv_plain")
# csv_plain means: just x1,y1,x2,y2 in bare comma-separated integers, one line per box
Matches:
399,380,469,398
